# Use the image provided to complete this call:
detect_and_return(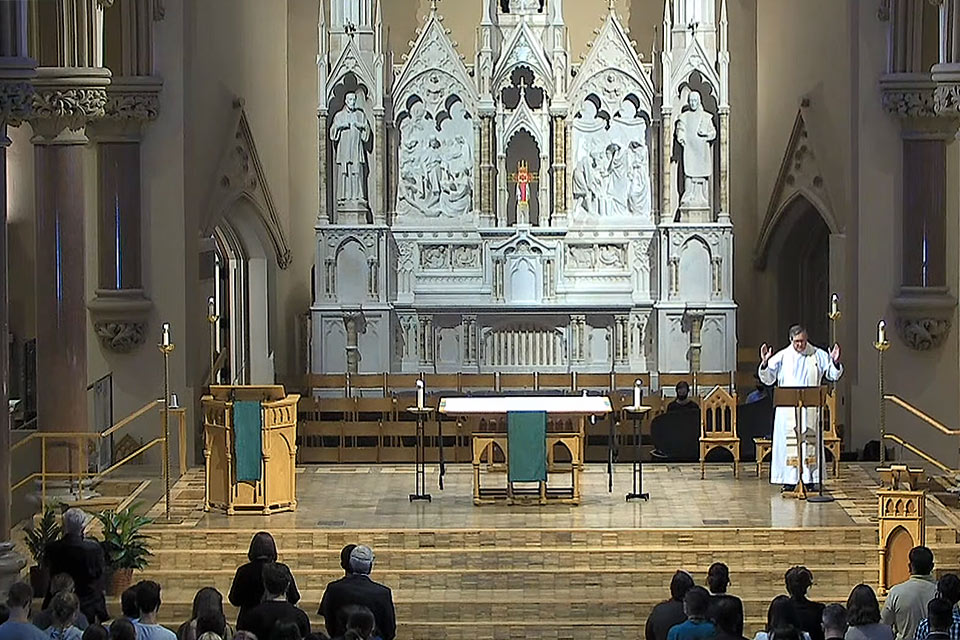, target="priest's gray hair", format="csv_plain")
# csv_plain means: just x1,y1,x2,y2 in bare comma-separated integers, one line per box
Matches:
788,325,807,341
62,508,86,536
